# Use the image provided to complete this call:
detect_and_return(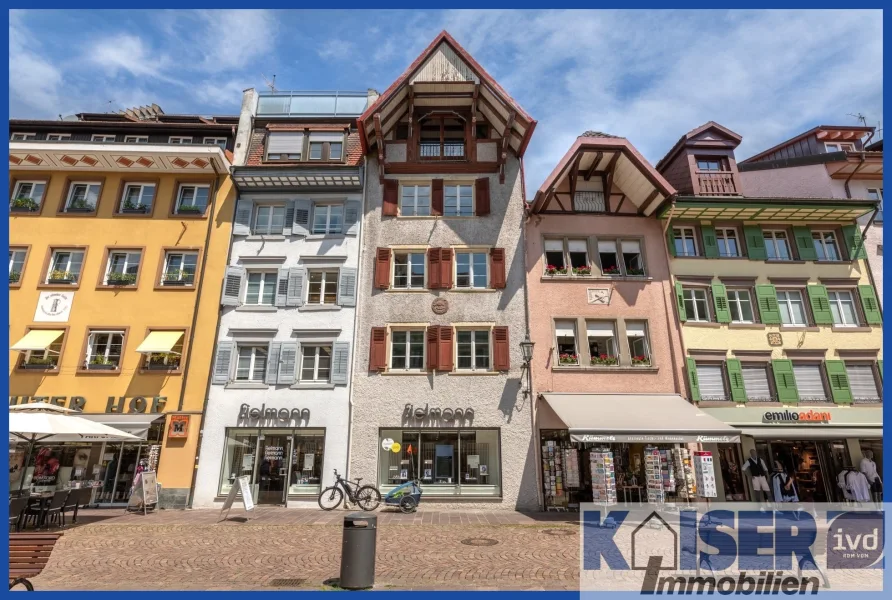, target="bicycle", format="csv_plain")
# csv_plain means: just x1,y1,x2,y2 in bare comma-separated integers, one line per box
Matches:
318,469,381,511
